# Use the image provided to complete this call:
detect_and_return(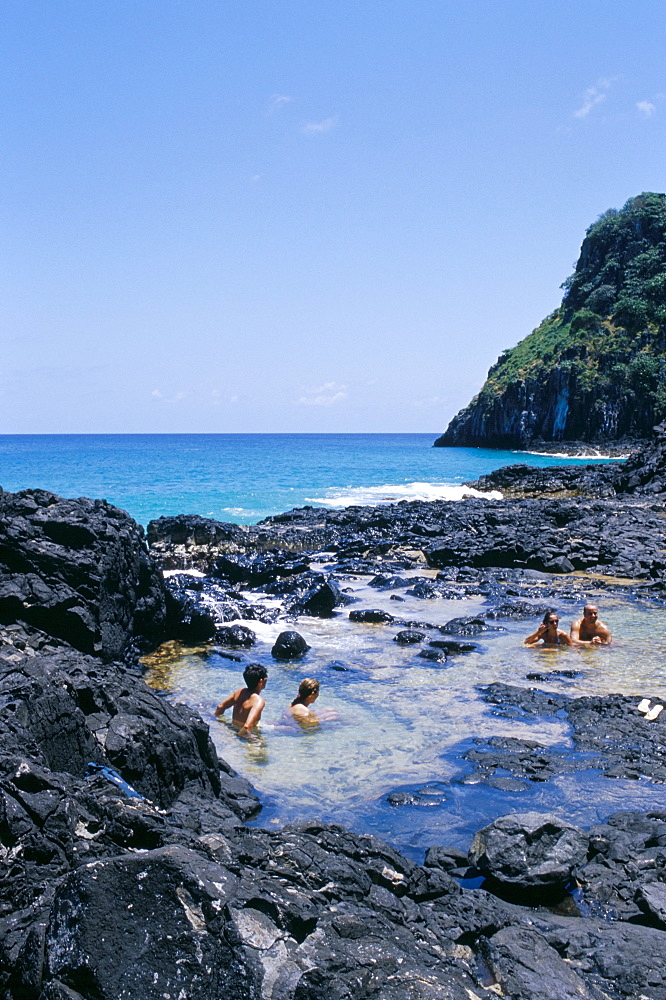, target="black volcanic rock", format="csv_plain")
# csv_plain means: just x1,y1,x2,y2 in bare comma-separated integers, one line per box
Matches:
0,489,168,660
468,812,588,894
271,630,310,660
